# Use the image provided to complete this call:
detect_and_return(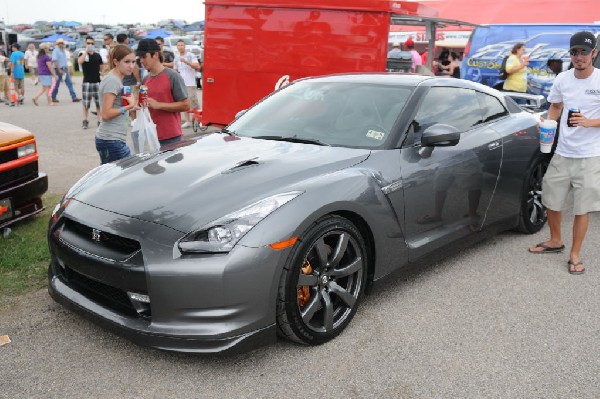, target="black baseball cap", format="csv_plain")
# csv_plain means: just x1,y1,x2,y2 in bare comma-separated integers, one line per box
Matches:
569,31,597,52
136,38,161,56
